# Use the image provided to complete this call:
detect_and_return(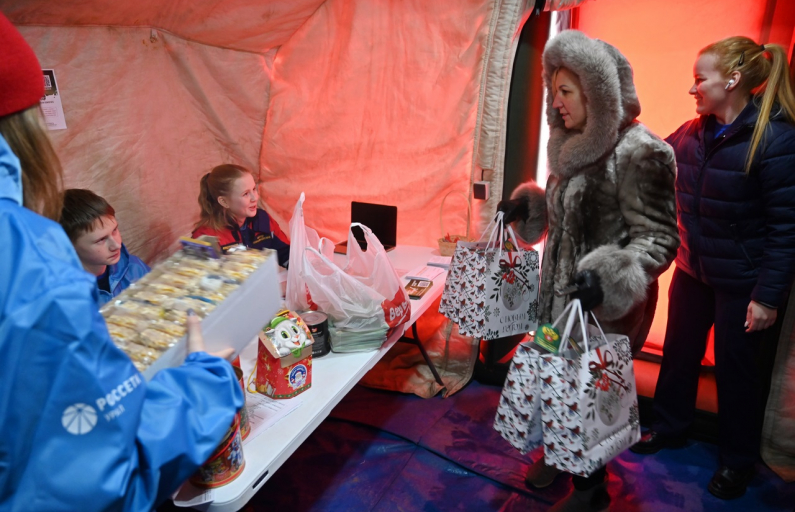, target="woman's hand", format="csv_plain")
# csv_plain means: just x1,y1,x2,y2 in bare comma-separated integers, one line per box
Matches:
186,310,235,360
745,301,777,332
